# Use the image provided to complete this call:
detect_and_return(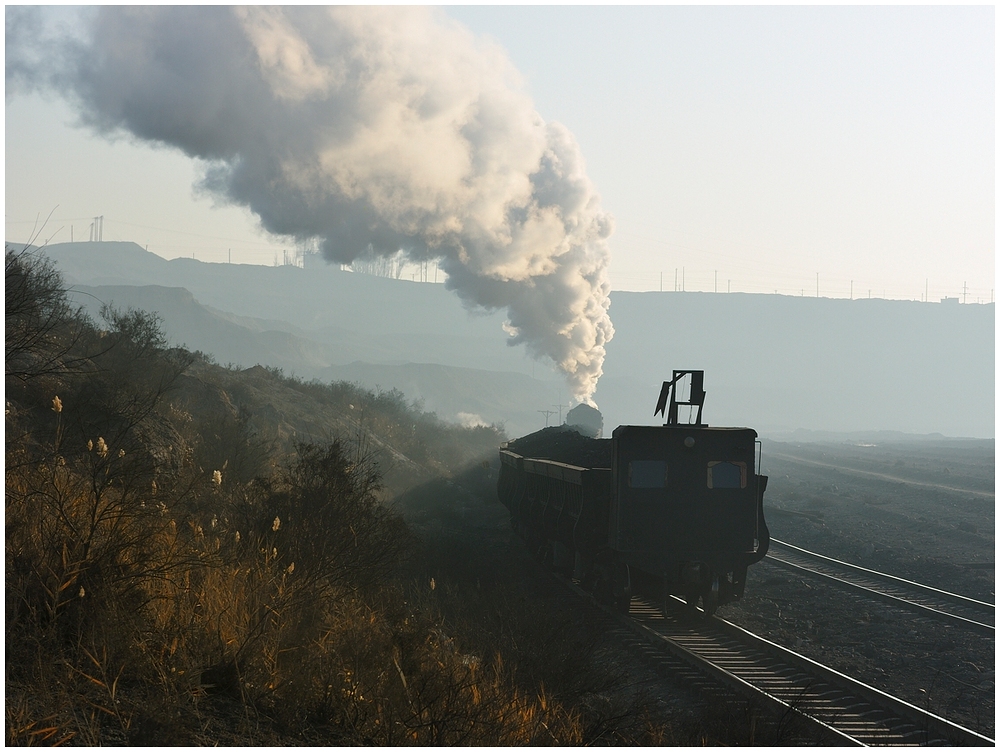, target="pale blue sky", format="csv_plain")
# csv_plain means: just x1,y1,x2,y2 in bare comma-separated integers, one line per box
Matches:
5,5,994,301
